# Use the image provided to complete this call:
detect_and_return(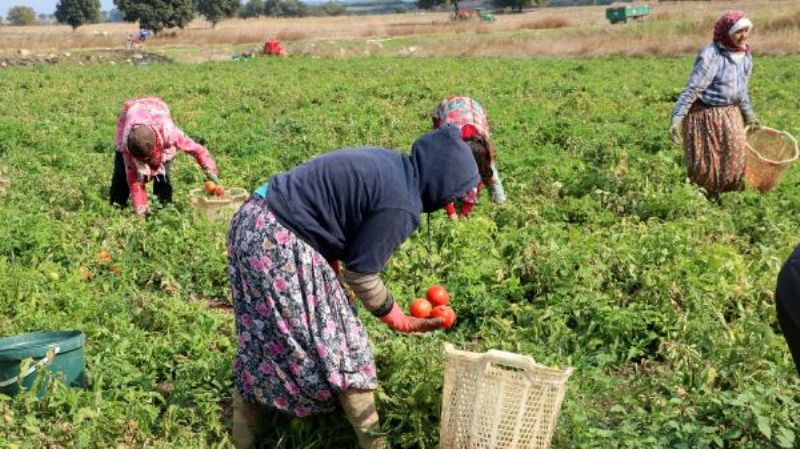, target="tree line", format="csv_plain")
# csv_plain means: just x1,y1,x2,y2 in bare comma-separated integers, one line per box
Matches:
1,0,352,31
